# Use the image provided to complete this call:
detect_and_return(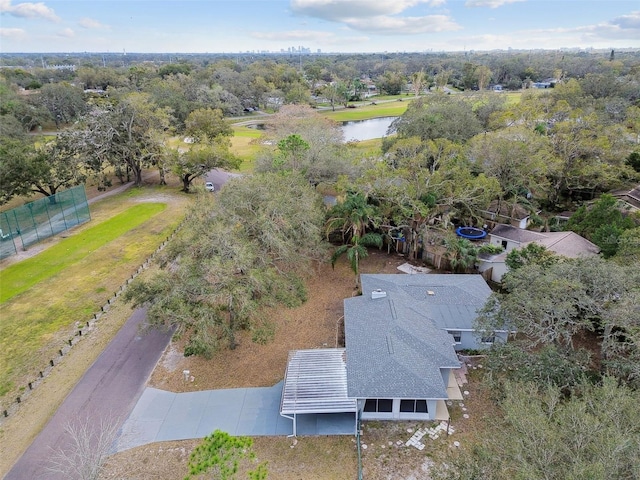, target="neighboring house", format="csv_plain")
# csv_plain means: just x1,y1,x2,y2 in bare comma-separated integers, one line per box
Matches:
478,224,600,282
480,200,538,230
612,184,640,210
280,273,504,431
